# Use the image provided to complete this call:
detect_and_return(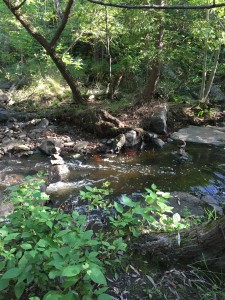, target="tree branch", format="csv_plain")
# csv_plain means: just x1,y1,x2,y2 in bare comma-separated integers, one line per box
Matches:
87,0,225,10
50,0,74,48
13,0,26,11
